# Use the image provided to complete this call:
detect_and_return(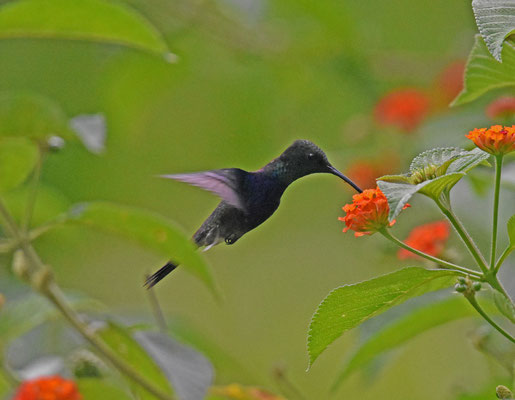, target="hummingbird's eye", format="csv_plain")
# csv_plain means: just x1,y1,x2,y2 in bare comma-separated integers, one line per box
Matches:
307,153,315,161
